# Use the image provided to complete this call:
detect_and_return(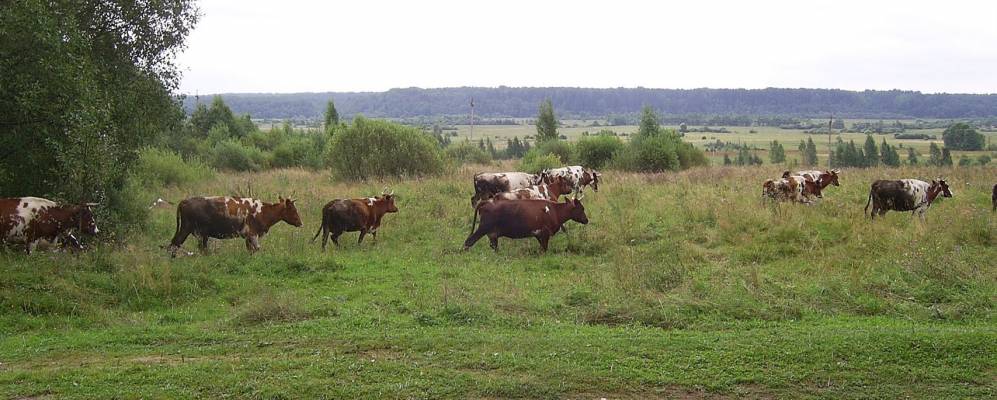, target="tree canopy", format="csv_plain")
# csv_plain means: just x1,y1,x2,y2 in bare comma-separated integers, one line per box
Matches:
942,123,985,150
